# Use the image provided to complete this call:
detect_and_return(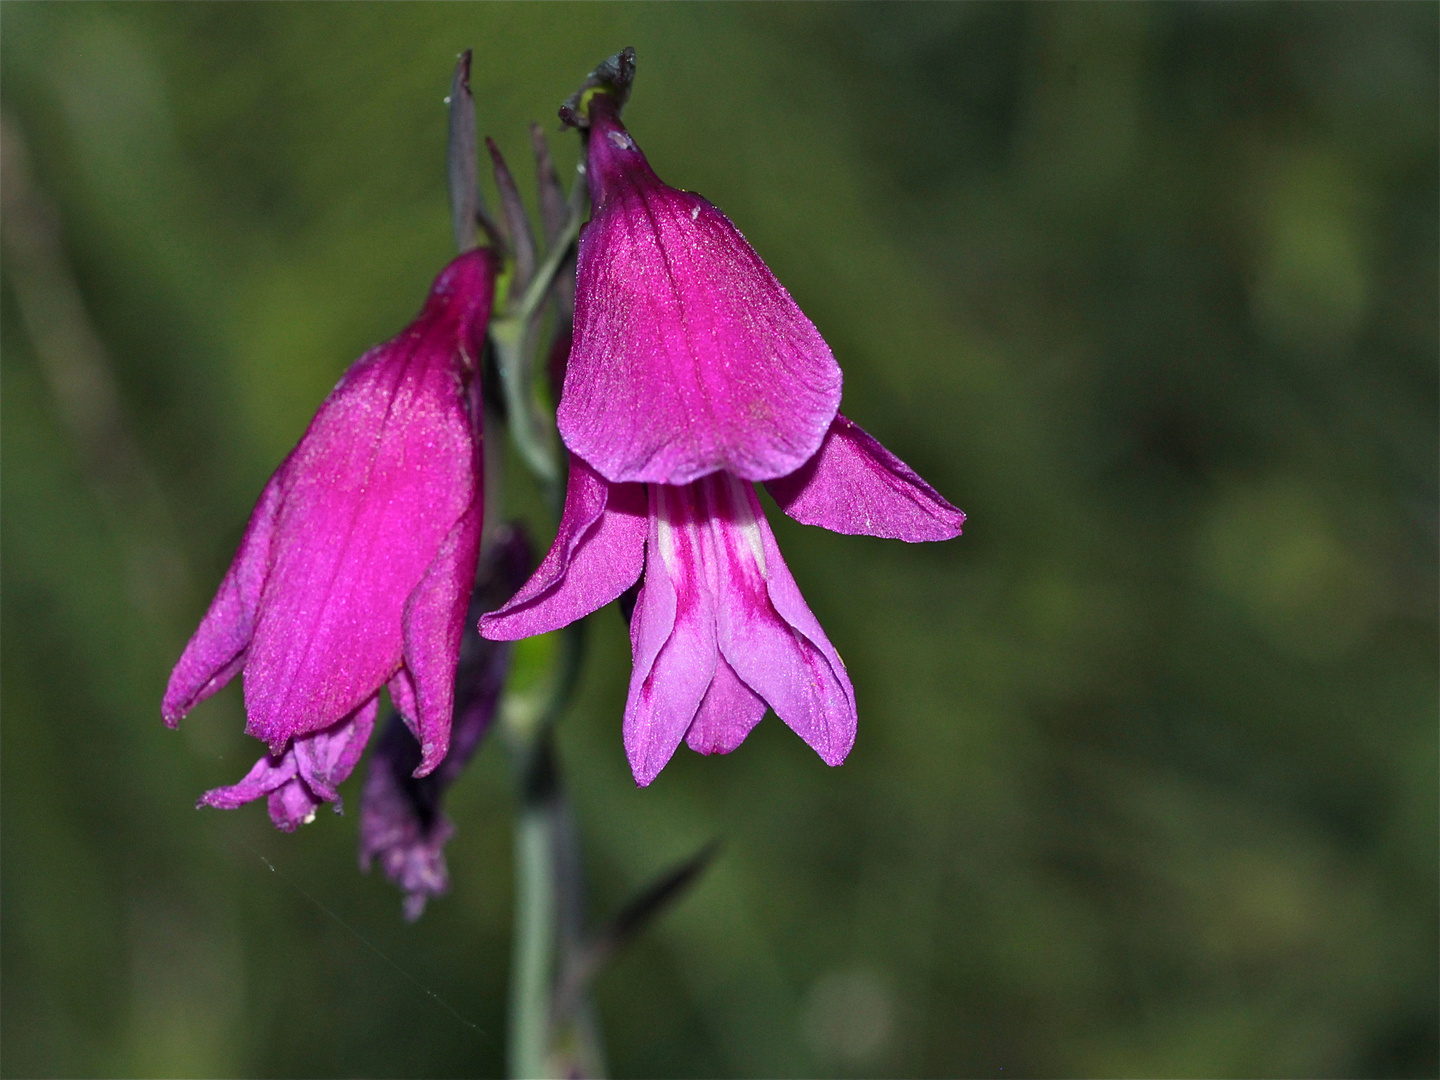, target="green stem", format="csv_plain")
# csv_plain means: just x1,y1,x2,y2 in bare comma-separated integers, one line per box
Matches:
503,621,588,1079
509,750,559,1079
